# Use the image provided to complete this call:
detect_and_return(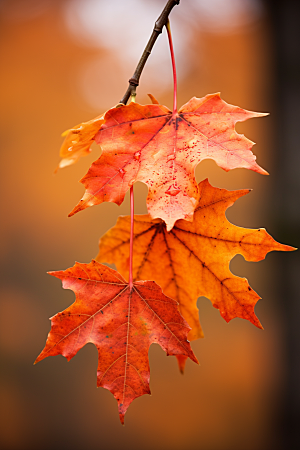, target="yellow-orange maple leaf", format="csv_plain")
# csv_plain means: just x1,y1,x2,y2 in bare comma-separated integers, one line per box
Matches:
97,179,294,363
56,95,158,171
56,114,105,171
